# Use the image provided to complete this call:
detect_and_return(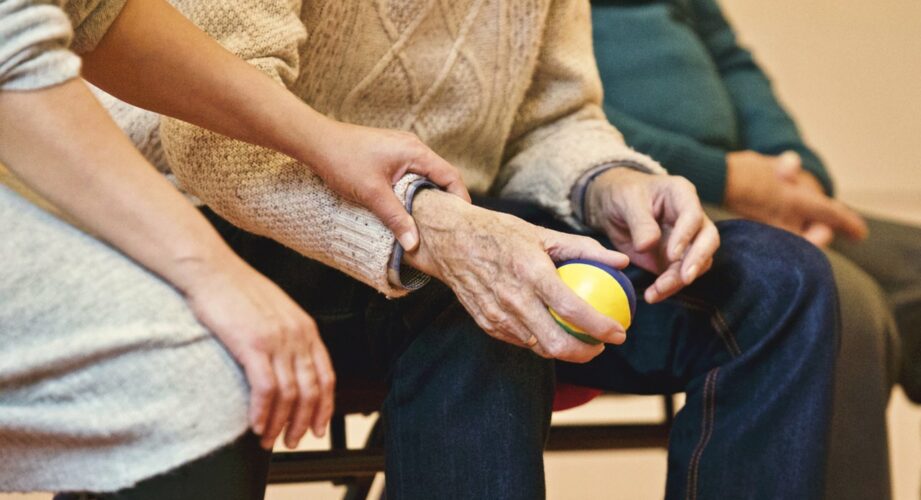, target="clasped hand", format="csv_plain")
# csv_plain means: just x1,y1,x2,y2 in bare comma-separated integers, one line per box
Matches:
725,150,867,247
